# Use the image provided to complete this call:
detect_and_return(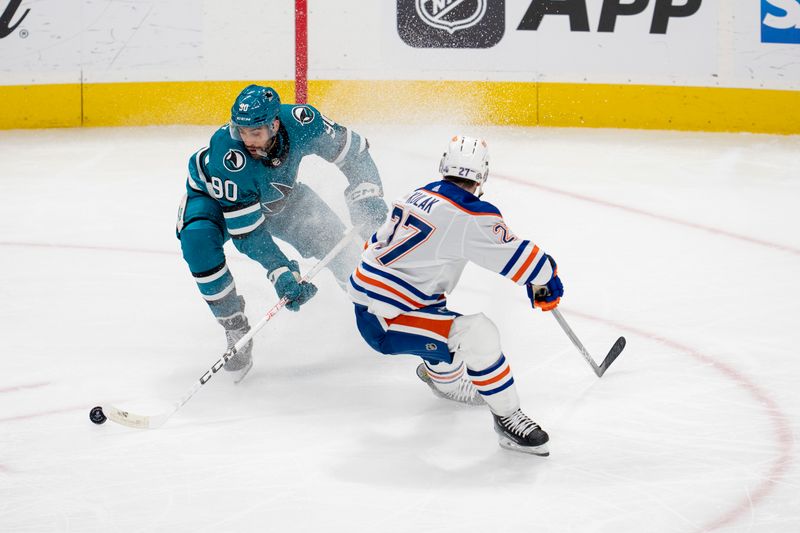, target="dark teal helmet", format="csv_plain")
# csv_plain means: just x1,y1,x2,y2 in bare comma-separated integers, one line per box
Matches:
230,84,281,128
